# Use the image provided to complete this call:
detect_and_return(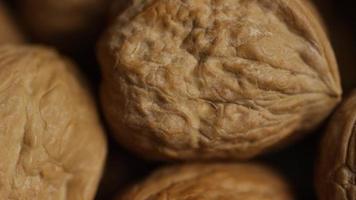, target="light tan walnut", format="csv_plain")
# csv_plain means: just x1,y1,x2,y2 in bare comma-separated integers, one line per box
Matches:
0,2,24,44
117,163,294,200
0,45,107,200
98,0,342,160
316,90,356,200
